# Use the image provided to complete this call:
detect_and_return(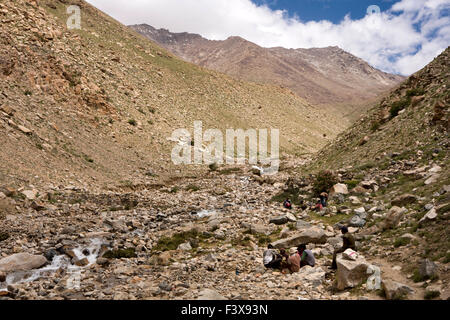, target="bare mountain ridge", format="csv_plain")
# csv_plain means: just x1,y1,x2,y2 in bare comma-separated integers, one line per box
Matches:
0,0,345,189
130,24,405,118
